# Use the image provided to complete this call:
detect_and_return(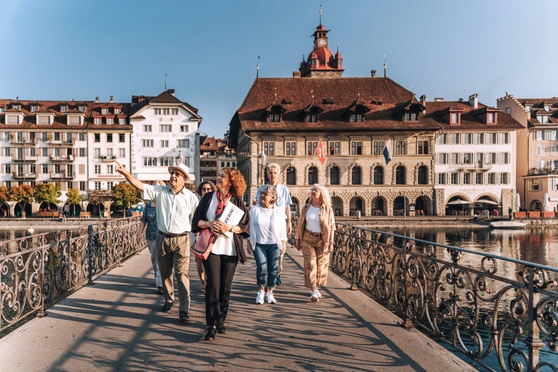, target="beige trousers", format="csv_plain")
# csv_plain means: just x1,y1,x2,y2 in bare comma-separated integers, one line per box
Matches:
300,232,330,290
